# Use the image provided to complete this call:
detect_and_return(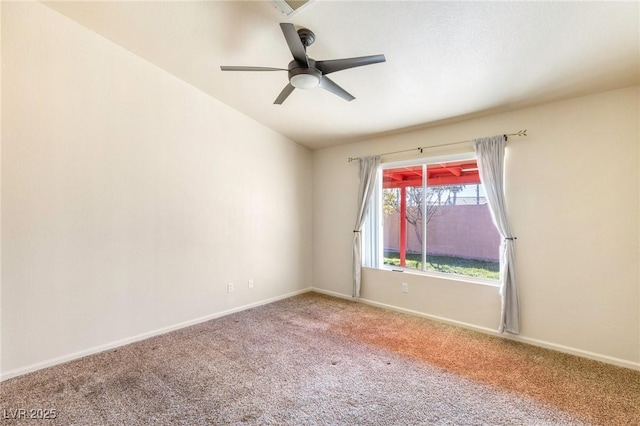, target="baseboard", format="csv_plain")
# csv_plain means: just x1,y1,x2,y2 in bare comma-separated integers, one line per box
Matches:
5,286,637,381
1,287,313,382
310,287,640,371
